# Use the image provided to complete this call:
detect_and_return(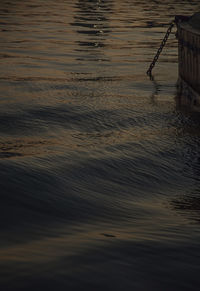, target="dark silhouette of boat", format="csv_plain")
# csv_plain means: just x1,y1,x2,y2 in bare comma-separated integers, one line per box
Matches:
176,12,200,109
